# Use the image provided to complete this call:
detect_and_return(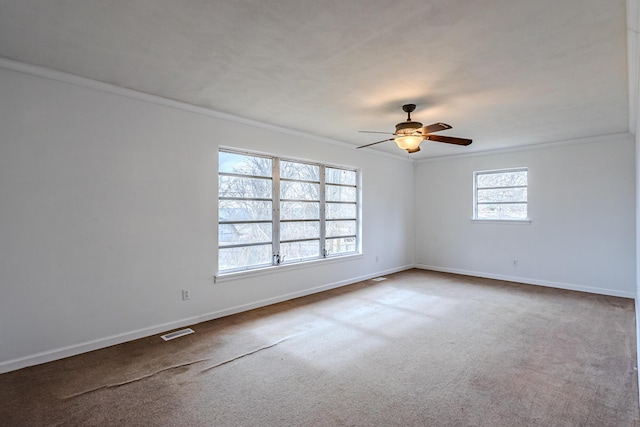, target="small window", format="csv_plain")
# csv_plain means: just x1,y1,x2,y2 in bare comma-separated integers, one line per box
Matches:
473,168,528,221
